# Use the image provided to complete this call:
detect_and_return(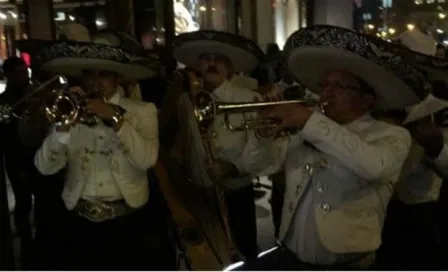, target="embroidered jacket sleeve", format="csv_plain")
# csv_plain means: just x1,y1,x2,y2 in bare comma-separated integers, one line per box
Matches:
241,132,298,177
34,129,70,175
115,102,159,170
301,112,412,181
